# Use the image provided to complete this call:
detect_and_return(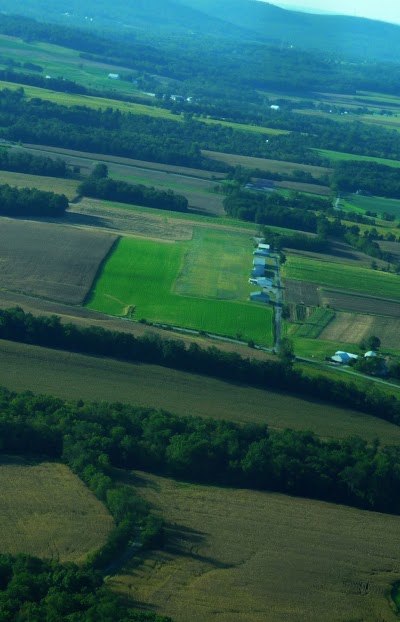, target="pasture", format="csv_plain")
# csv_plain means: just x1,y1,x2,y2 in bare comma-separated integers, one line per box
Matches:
110,471,400,622
1,339,400,443
0,458,113,562
0,219,117,304
348,194,400,219
282,255,400,301
320,311,400,350
86,235,274,345
292,307,335,338
314,148,400,169
0,170,79,200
